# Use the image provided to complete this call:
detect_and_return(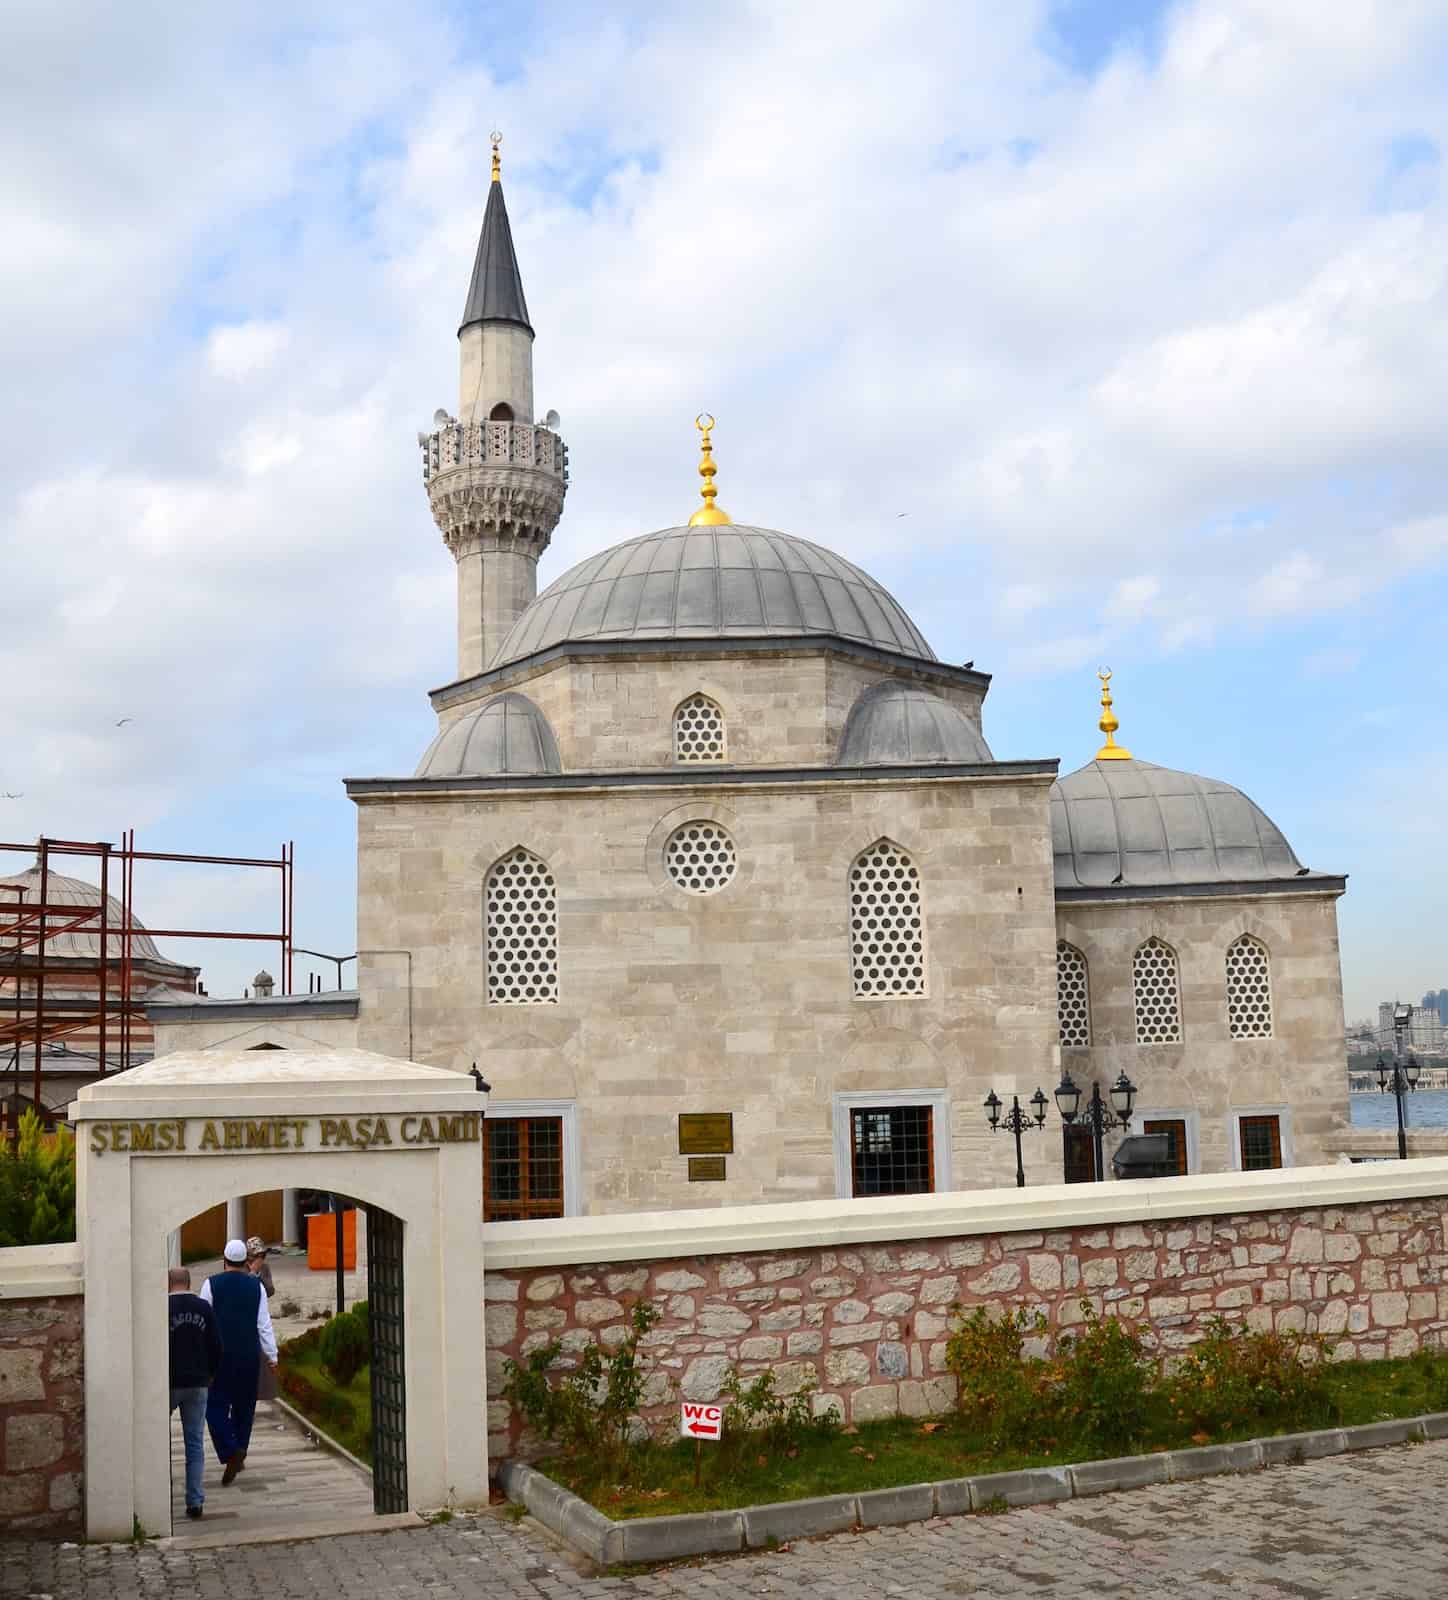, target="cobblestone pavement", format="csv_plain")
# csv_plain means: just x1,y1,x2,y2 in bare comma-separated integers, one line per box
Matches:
7,1438,1447,1599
